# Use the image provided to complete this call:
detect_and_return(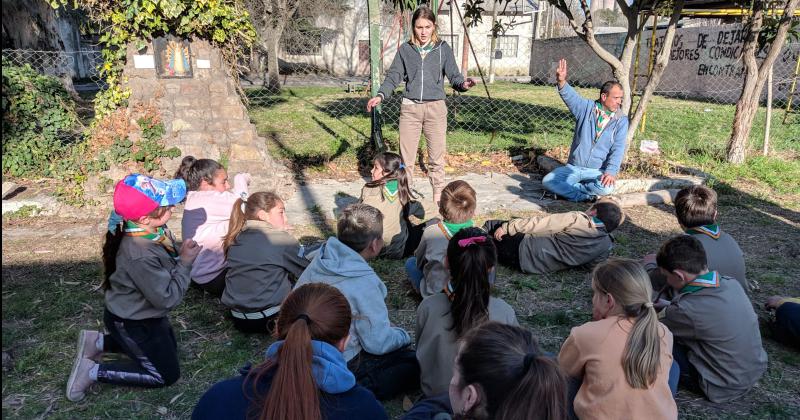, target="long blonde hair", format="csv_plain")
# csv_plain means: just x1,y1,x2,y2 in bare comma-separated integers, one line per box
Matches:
409,6,440,46
592,258,661,389
223,191,282,255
